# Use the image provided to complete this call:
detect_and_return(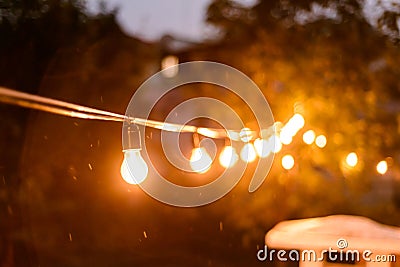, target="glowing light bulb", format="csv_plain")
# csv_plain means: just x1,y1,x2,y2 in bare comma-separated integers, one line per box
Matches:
254,138,271,158
291,113,305,129
281,154,295,170
315,135,327,148
270,135,282,153
303,130,316,145
219,146,239,168
239,128,254,142
279,129,293,145
240,143,257,163
190,147,212,173
376,160,388,175
346,152,358,167
121,149,148,184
